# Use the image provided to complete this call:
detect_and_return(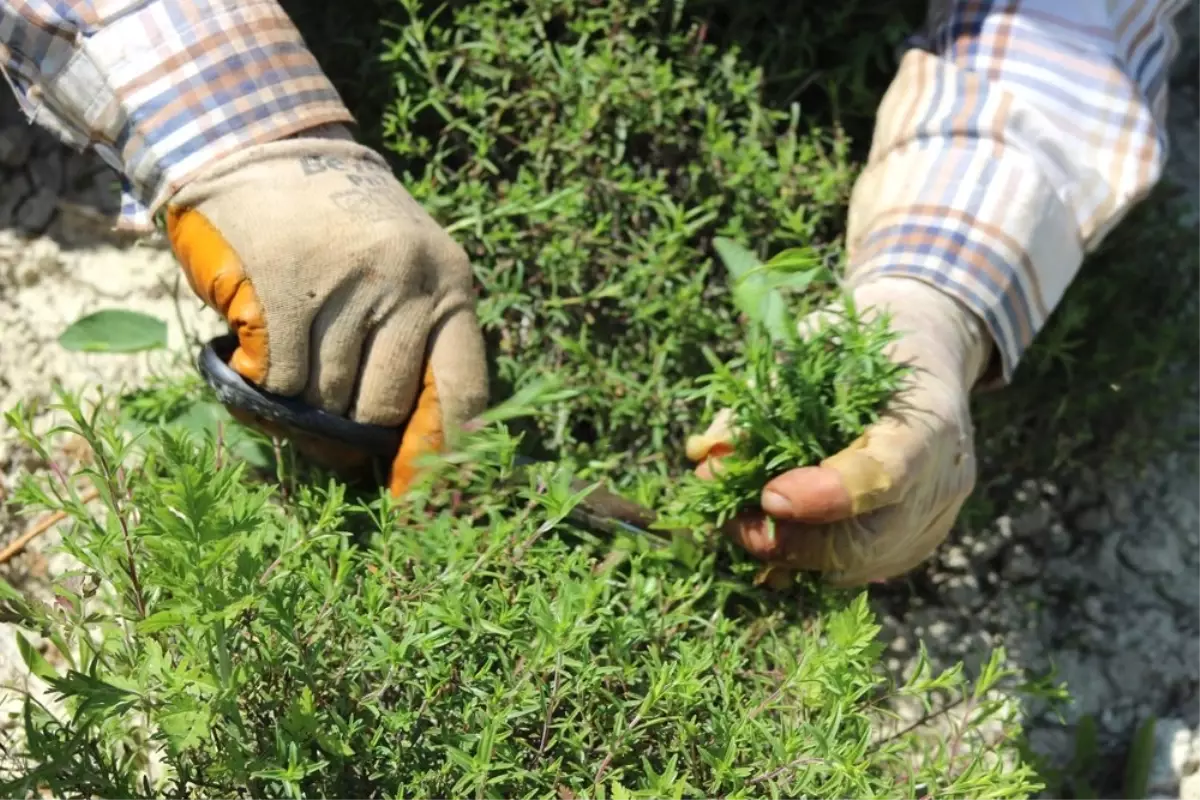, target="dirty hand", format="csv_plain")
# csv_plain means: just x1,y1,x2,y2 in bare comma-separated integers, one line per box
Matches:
685,276,995,587
165,125,489,494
